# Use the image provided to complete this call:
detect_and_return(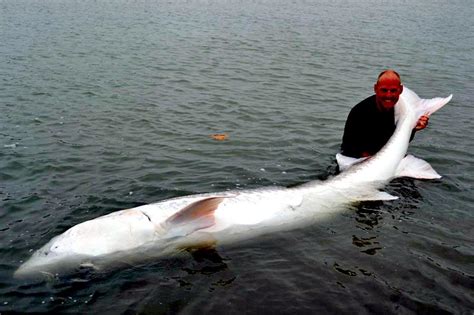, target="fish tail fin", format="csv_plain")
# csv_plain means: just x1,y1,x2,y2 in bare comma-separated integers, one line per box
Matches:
417,94,452,117
395,154,441,179
400,87,452,123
